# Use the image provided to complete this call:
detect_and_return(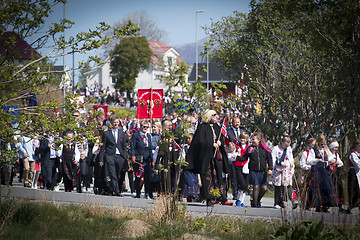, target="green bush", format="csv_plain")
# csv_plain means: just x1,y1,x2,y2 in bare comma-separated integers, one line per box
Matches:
268,219,359,240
